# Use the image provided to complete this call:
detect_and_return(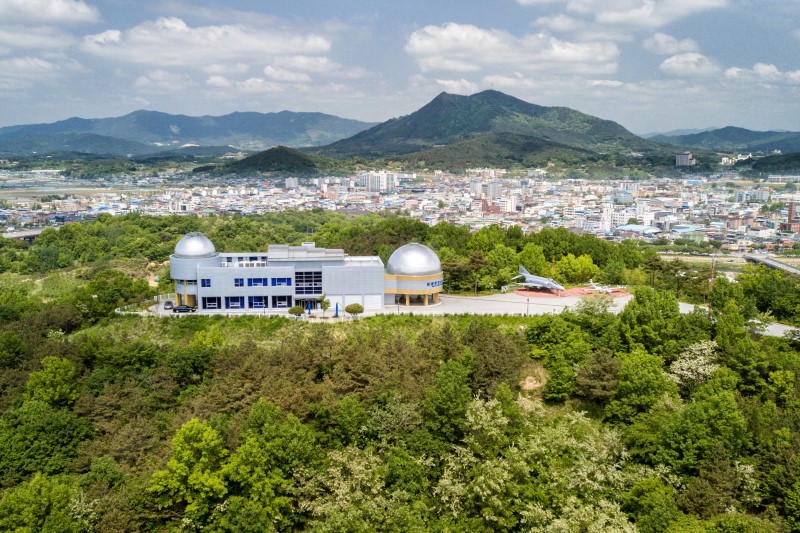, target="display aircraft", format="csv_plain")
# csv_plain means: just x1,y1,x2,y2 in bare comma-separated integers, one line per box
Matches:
588,279,624,293
512,266,565,292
